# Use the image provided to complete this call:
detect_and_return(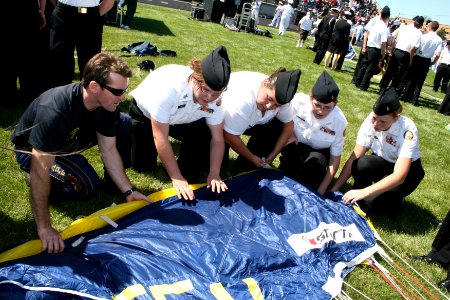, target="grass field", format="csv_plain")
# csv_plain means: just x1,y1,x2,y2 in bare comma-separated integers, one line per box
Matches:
1,3,450,298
